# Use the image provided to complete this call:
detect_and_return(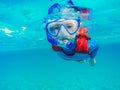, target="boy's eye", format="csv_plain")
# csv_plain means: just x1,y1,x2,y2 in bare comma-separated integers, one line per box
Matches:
67,25,72,28
49,27,55,33
54,26,59,30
